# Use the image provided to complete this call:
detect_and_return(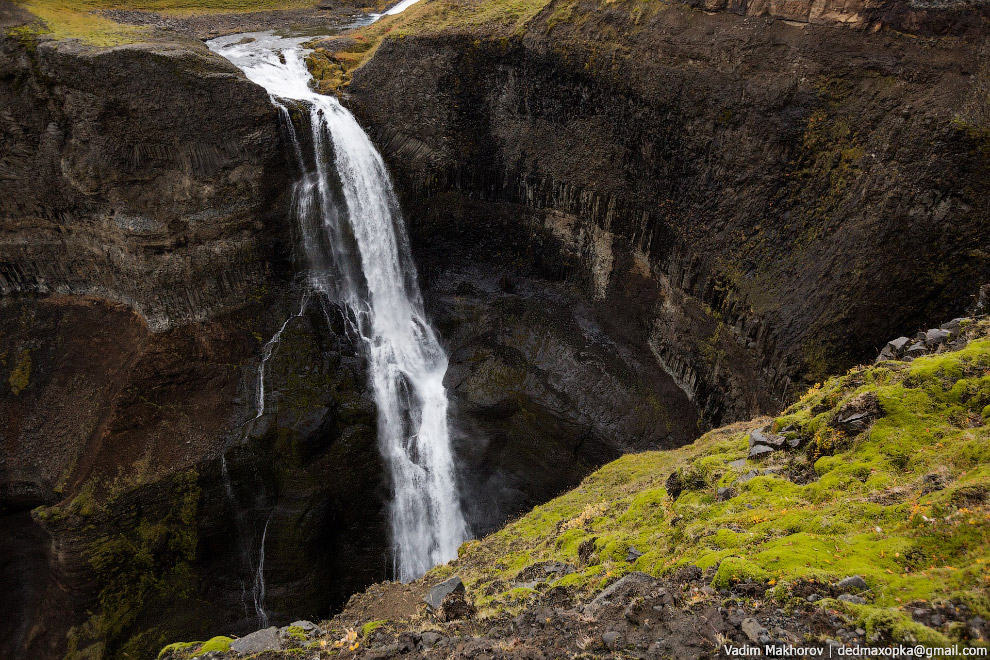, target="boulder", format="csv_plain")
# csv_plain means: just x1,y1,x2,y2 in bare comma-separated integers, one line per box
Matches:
588,572,660,614
424,576,466,610
748,444,774,459
925,328,951,348
885,337,912,357
836,575,869,592
832,392,881,434
435,592,476,622
602,631,622,650
905,342,929,358
838,594,867,605
230,627,281,655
